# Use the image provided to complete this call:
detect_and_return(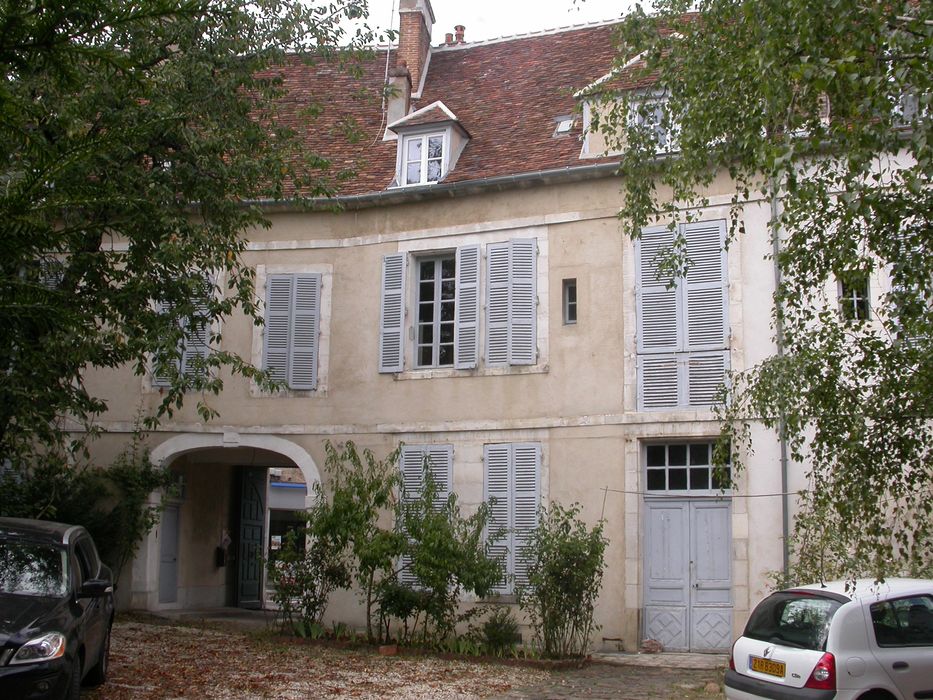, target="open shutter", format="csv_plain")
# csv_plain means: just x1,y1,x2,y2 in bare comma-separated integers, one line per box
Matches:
484,444,512,594
151,299,177,388
180,278,212,380
485,242,510,366
398,446,424,587
379,253,406,373
290,274,321,390
636,227,679,354
511,443,540,590
264,275,293,385
455,245,480,369
508,239,537,365
684,220,728,351
399,445,453,587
